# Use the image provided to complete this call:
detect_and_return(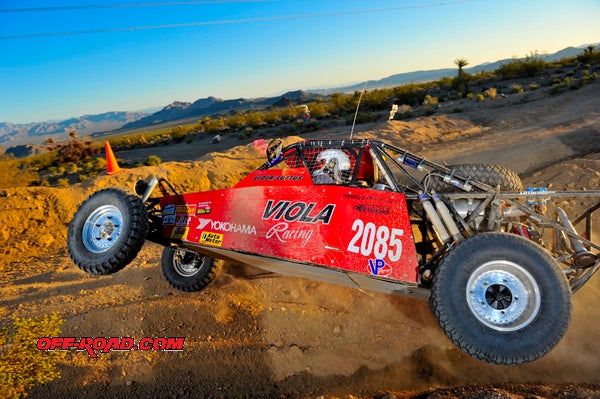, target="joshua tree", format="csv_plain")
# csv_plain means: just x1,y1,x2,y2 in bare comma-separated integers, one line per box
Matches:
455,58,469,75
453,58,470,97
